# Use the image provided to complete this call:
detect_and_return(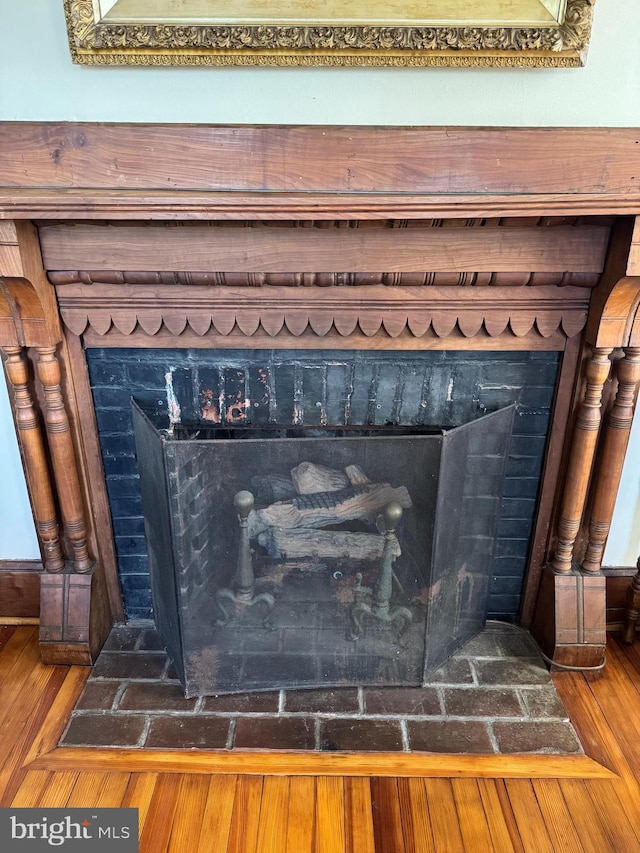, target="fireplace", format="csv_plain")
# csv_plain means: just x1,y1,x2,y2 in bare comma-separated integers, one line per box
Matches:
3,127,636,681
74,340,560,695
131,399,514,695
85,347,560,626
